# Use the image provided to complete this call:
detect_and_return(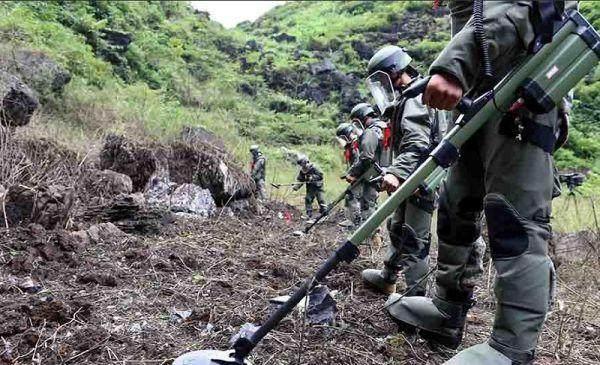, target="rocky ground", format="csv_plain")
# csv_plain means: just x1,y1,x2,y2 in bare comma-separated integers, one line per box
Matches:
0,198,599,365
